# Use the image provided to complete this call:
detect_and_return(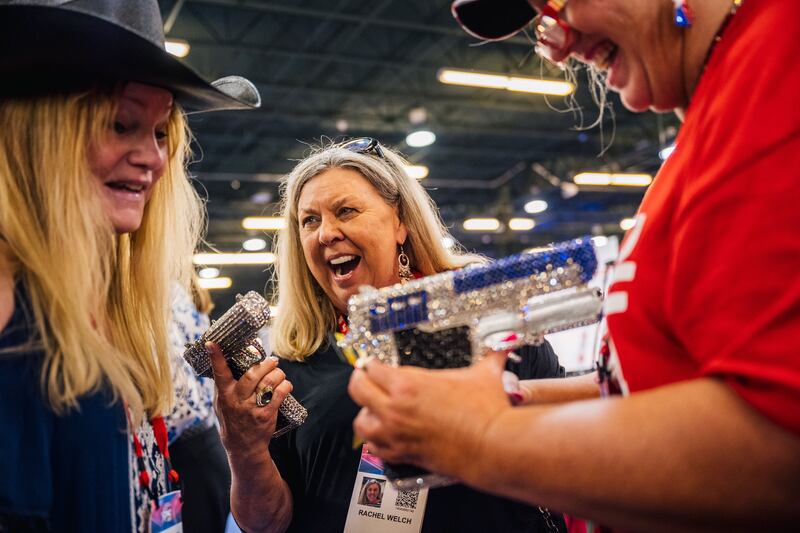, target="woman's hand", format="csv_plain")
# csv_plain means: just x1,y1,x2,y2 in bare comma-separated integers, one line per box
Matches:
207,342,293,461
348,351,512,483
